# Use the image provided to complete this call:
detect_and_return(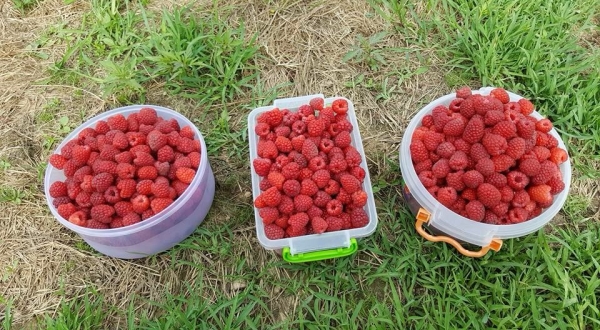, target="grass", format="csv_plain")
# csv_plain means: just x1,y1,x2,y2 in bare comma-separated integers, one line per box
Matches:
2,0,600,328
